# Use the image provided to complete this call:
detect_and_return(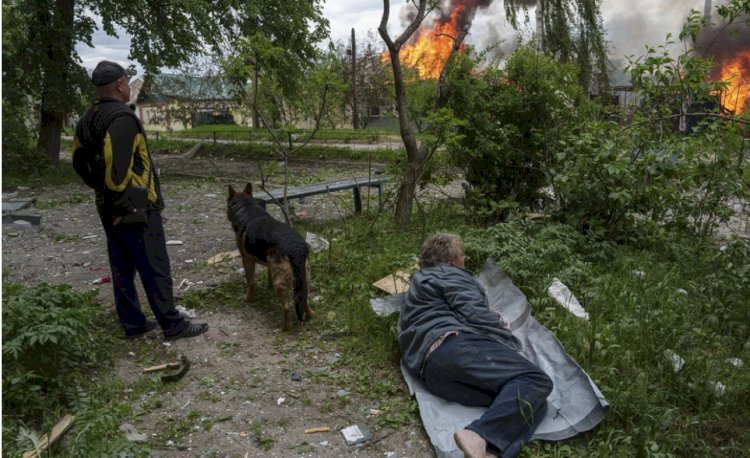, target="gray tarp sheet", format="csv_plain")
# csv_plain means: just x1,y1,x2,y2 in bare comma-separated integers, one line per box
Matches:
370,259,609,457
